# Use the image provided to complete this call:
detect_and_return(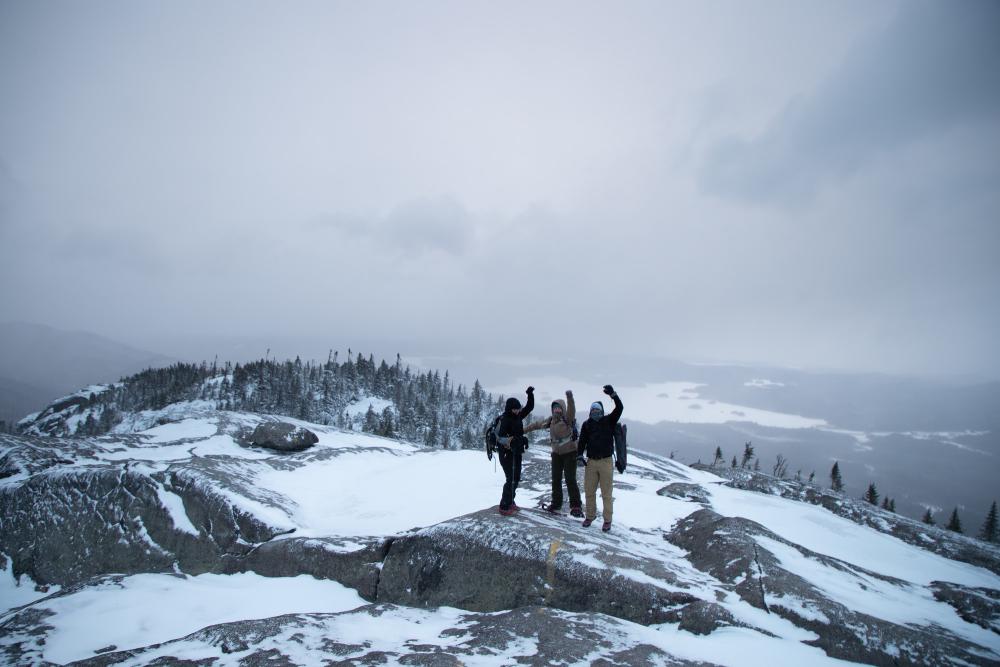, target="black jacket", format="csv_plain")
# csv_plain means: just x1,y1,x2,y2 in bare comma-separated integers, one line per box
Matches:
499,392,534,448
577,393,623,460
